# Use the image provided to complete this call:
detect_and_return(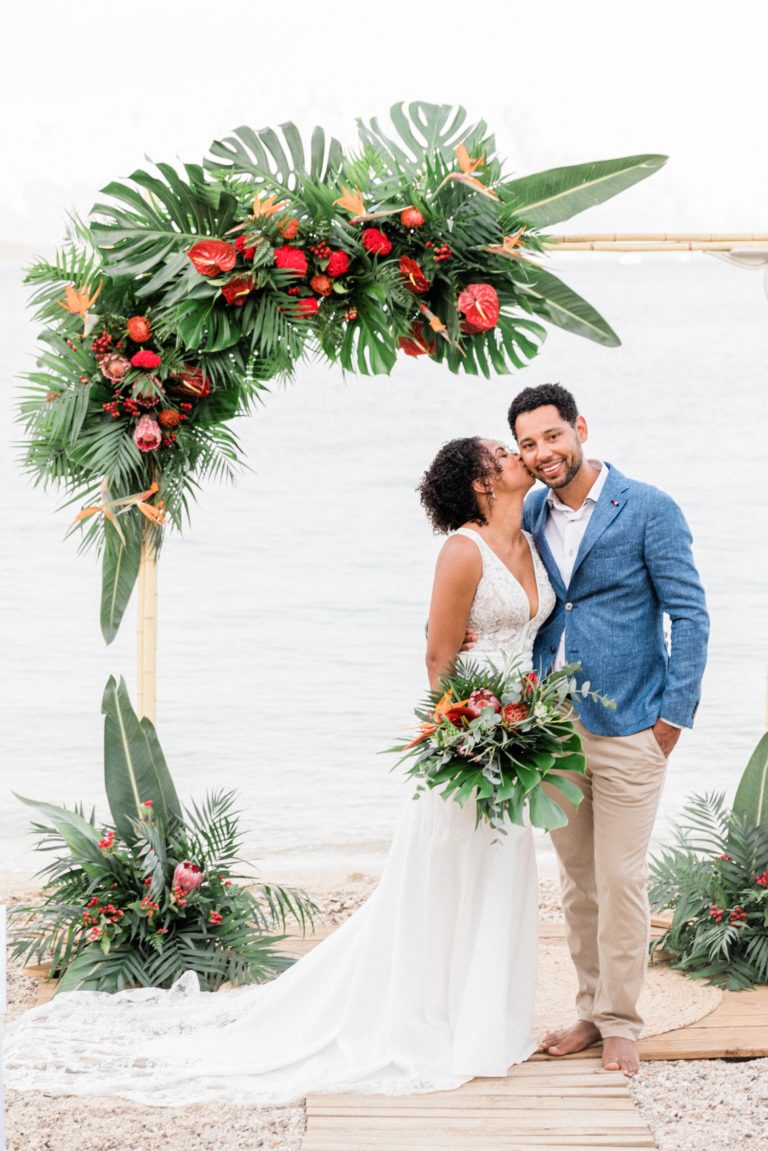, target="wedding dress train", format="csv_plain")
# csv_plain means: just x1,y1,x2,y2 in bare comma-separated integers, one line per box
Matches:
6,529,555,1106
